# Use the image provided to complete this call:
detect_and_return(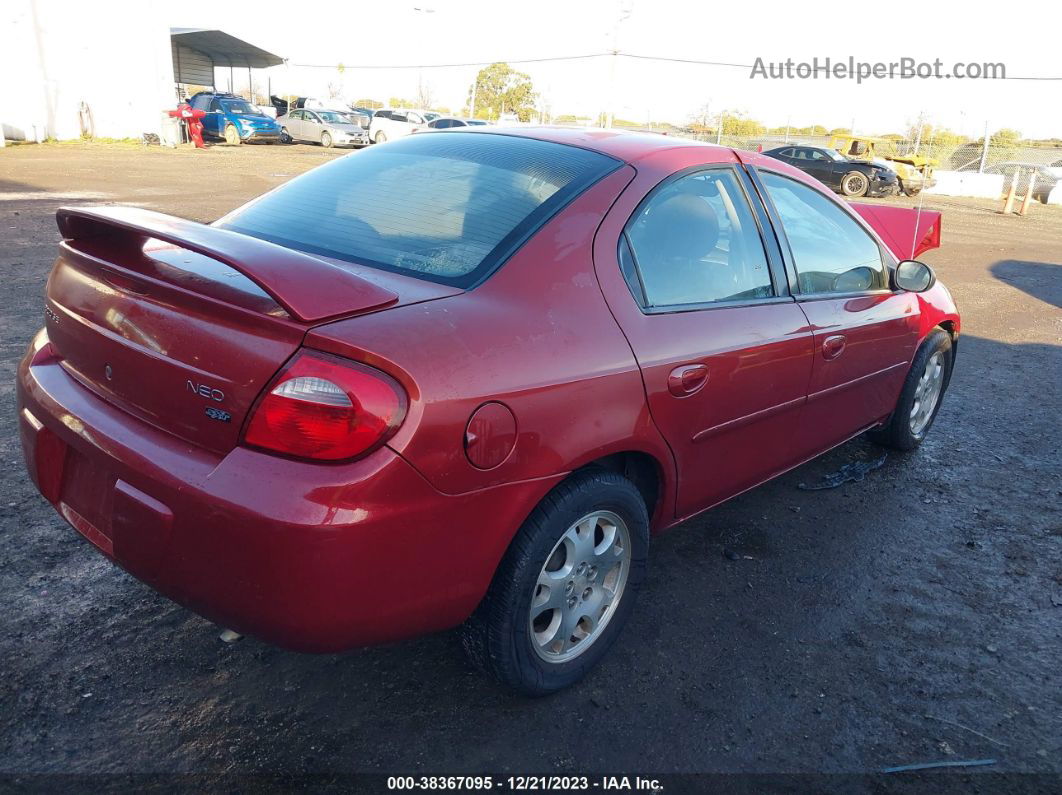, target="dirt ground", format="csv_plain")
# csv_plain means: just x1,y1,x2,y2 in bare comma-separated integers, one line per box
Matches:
1,141,1059,786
